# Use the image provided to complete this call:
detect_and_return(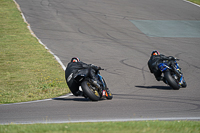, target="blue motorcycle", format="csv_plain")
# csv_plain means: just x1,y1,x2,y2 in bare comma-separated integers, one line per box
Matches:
158,56,187,90
74,69,113,101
